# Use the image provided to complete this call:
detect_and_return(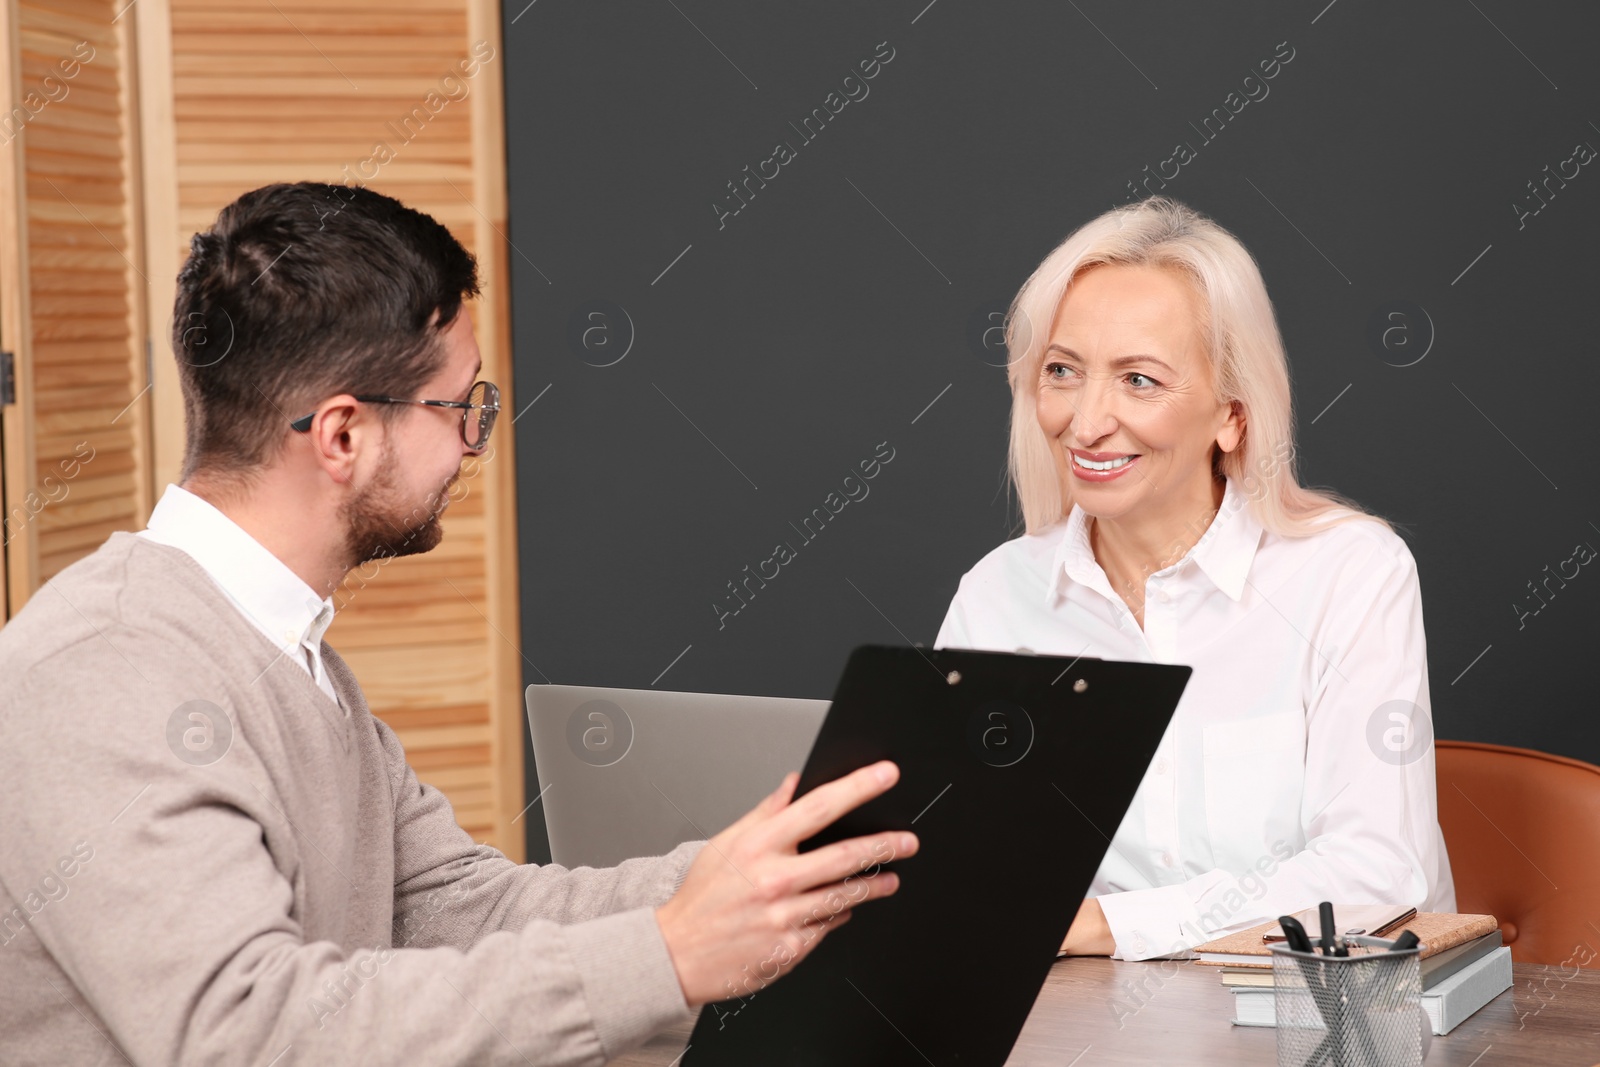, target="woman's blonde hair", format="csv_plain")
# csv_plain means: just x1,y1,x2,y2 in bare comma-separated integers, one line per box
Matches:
1003,196,1384,538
